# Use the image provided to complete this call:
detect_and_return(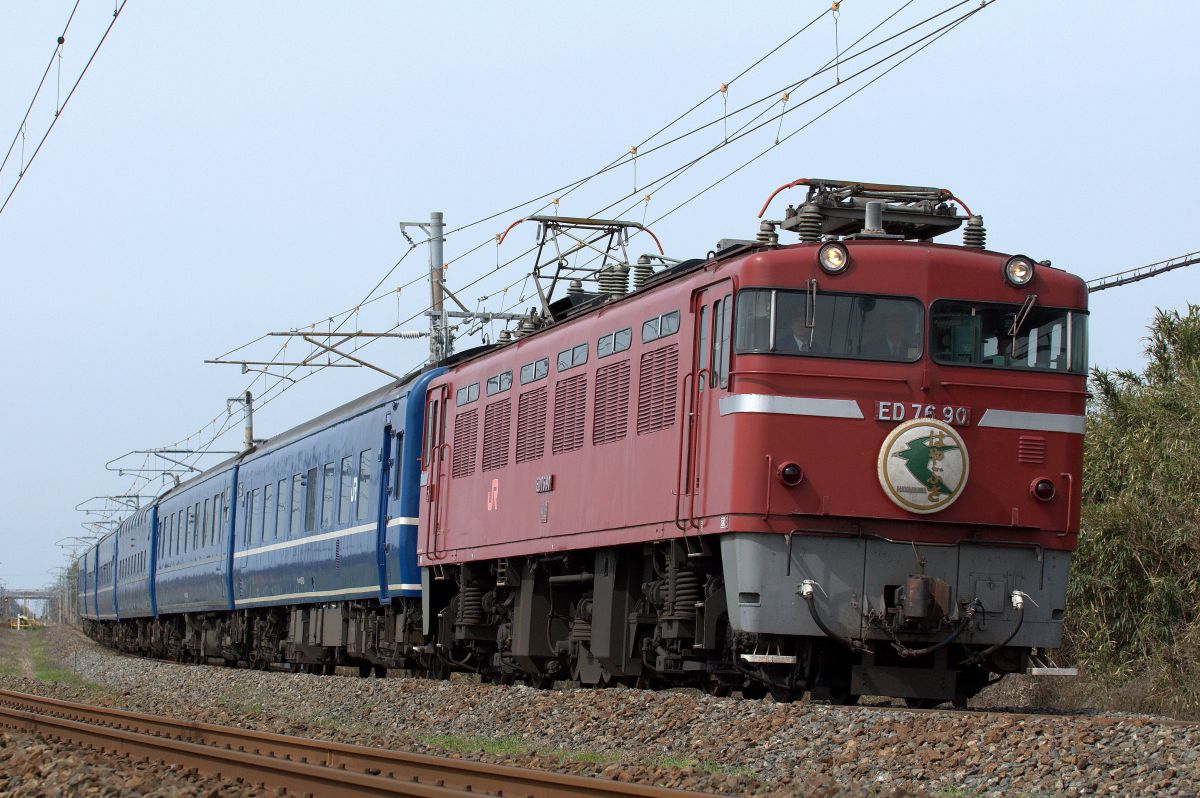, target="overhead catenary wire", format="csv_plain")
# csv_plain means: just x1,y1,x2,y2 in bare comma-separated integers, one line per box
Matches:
102,0,994,515
213,0,884,365
0,0,82,180
195,0,977,430
457,0,955,334
0,1,129,219
442,0,973,241
441,5,837,241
